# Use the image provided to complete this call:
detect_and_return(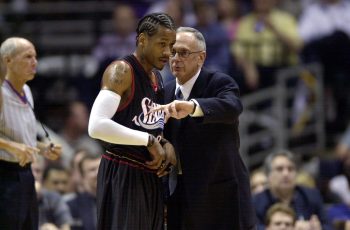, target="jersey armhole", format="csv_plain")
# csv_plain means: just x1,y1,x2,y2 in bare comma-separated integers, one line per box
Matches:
116,61,135,112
